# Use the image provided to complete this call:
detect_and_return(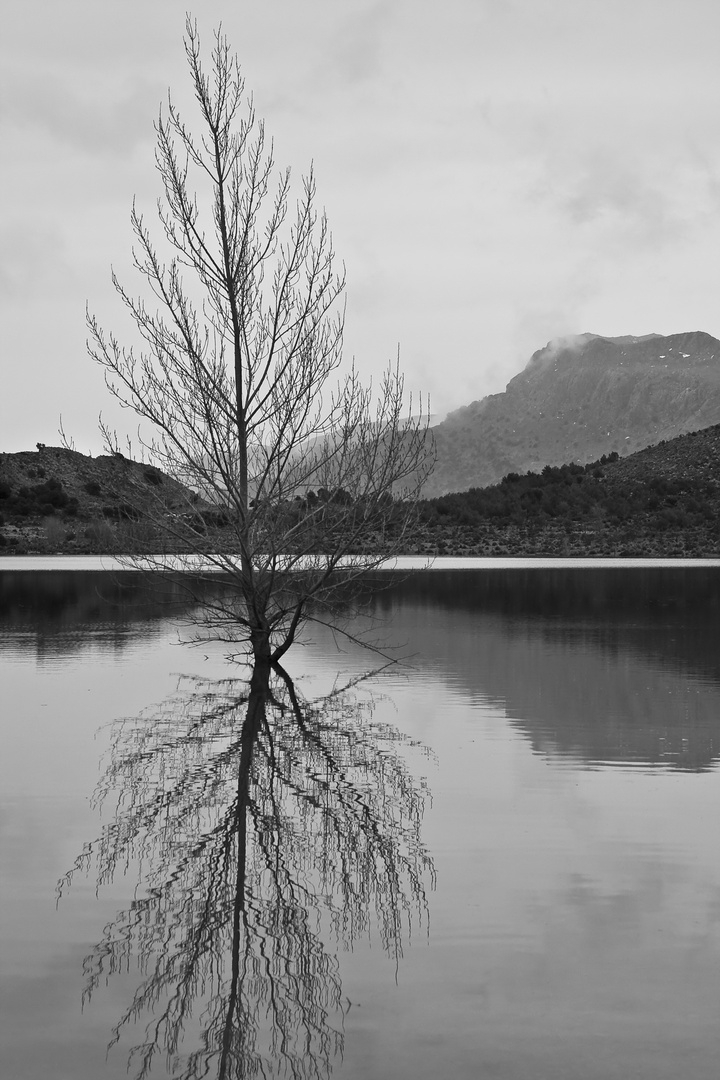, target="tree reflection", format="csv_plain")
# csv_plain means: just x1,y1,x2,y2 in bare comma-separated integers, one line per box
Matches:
59,661,434,1079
